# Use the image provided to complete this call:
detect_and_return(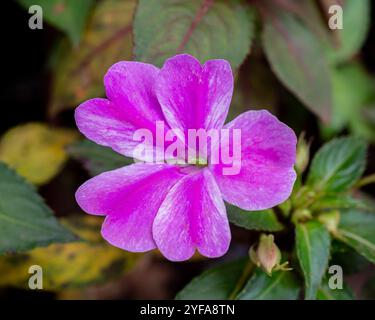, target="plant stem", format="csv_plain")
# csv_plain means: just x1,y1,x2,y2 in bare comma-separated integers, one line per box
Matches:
228,261,254,300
